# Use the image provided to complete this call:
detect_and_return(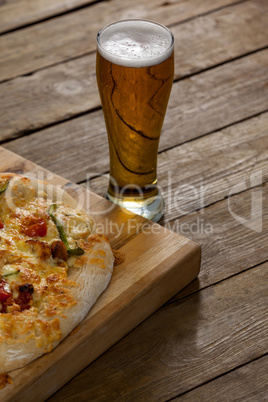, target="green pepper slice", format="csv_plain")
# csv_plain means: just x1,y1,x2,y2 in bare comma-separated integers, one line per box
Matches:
1,270,20,278
0,179,10,194
48,204,84,256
